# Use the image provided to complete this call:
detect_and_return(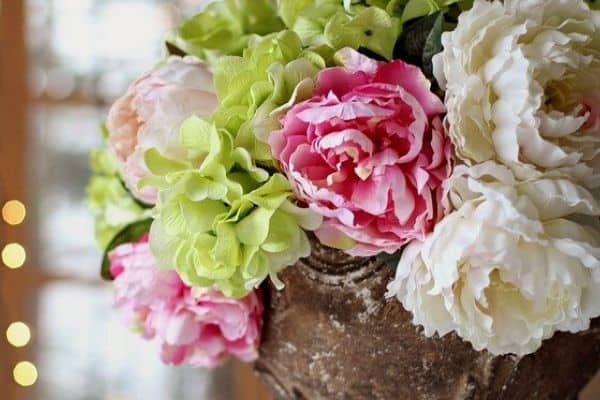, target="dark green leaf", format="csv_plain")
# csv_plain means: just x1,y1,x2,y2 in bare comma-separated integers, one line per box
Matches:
117,178,154,210
376,248,404,270
100,218,153,280
421,11,444,80
357,46,388,62
165,41,187,57
393,11,442,65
